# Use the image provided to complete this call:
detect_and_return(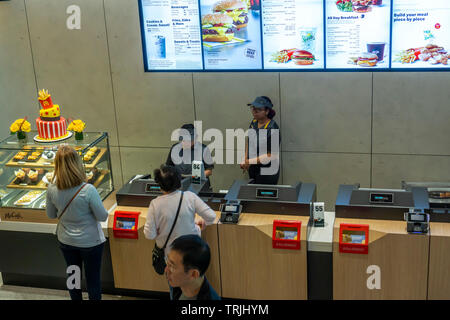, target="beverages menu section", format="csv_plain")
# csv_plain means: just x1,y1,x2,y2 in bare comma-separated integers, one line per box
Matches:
139,0,450,71
326,0,390,69
392,0,450,68
262,0,324,69
141,0,203,70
